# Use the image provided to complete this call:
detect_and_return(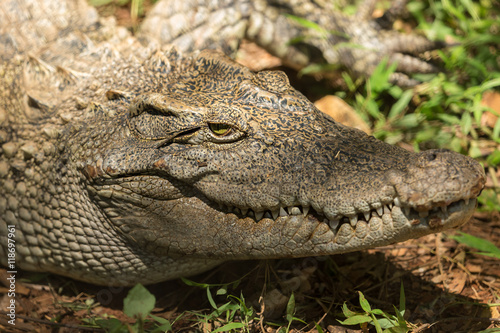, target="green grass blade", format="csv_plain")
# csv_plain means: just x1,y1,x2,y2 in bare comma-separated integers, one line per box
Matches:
449,232,500,259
